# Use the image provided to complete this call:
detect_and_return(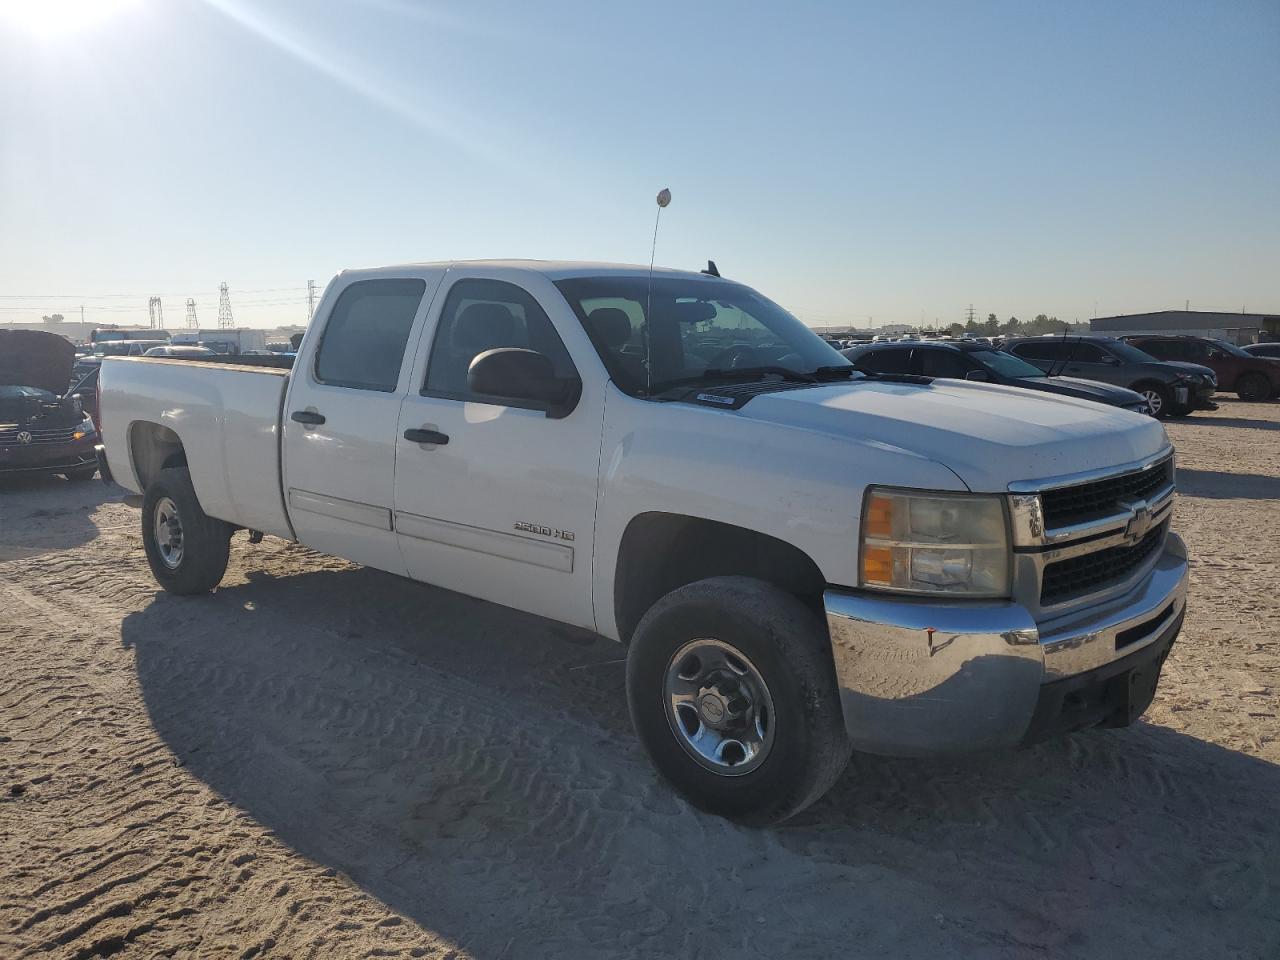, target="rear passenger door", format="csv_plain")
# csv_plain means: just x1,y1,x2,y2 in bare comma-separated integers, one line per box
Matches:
282,274,443,575
916,348,977,380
